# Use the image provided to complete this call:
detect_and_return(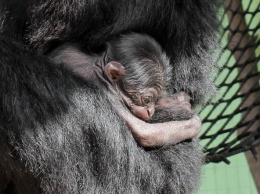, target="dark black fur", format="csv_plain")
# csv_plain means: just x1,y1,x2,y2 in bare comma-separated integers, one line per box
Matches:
0,0,219,104
0,1,219,193
0,36,203,194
